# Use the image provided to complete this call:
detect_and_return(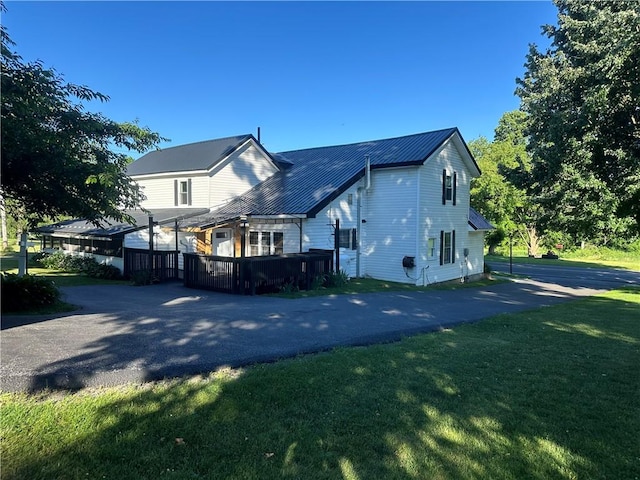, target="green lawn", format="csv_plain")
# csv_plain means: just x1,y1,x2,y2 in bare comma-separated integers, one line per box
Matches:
486,250,640,271
272,276,505,298
1,253,130,287
2,287,638,480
